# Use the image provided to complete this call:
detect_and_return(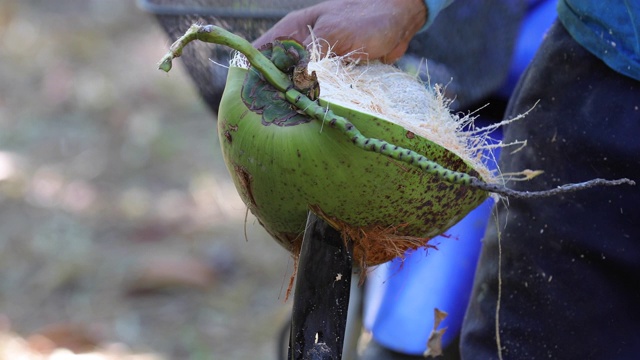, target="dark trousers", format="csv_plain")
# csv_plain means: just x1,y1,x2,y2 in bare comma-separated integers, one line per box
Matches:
461,21,640,359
